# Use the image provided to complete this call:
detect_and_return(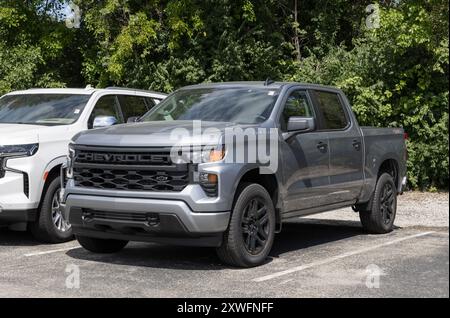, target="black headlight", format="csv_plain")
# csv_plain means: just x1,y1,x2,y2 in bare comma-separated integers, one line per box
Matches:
0,143,39,158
